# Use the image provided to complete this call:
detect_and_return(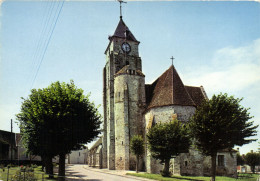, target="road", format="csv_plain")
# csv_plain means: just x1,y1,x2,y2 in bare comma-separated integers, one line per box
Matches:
65,164,153,181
